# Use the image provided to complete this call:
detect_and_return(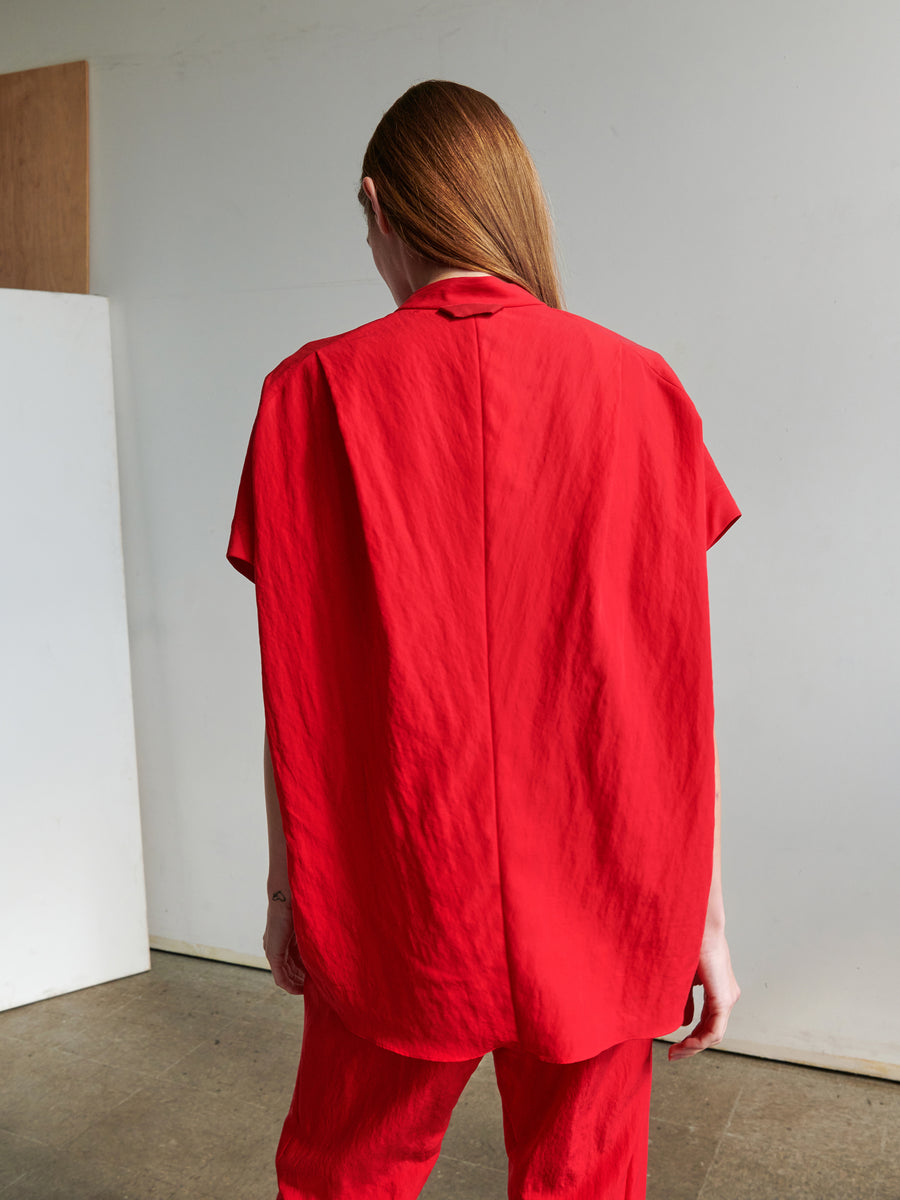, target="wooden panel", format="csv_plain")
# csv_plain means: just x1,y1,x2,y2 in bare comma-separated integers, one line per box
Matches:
0,61,89,293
